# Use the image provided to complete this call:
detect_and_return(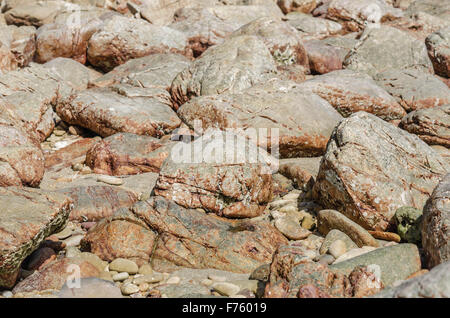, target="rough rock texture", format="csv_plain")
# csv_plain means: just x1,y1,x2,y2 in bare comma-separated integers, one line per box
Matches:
3,0,67,27
299,70,406,120
303,40,343,74
44,137,100,169
312,112,448,231
326,0,403,32
372,260,450,298
405,0,450,21
2,25,36,69
87,15,189,72
284,12,343,40
374,69,450,112
0,188,73,288
422,174,450,268
400,105,450,148
57,277,123,298
56,84,181,138
230,17,309,70
154,131,274,218
85,133,173,175
277,0,318,14
170,35,277,108
425,27,450,78
344,26,433,77
91,53,191,90
177,79,343,158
